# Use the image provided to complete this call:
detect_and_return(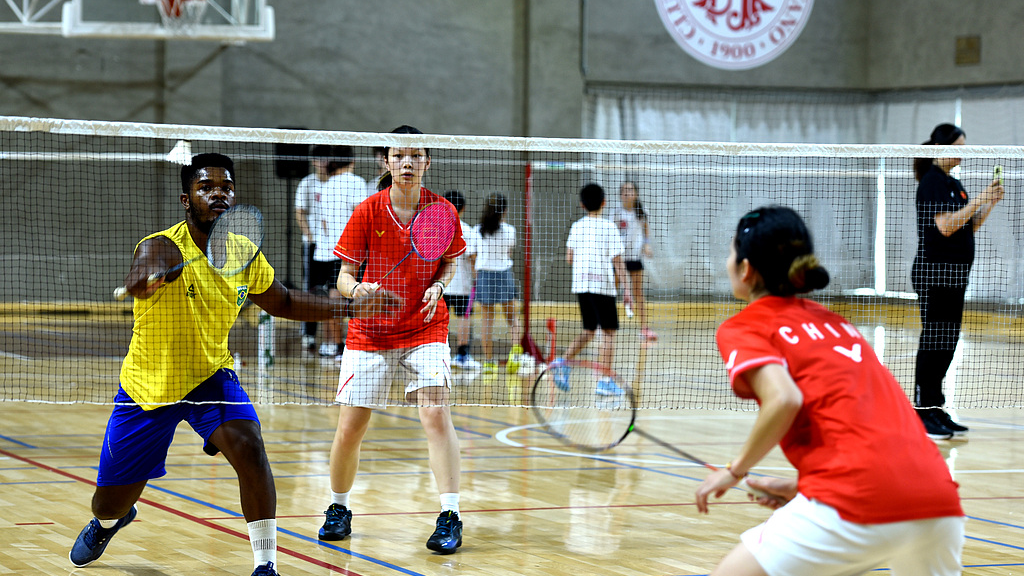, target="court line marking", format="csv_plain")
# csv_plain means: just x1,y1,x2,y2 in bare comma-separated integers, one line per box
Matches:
0,446,405,576
493,419,793,471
